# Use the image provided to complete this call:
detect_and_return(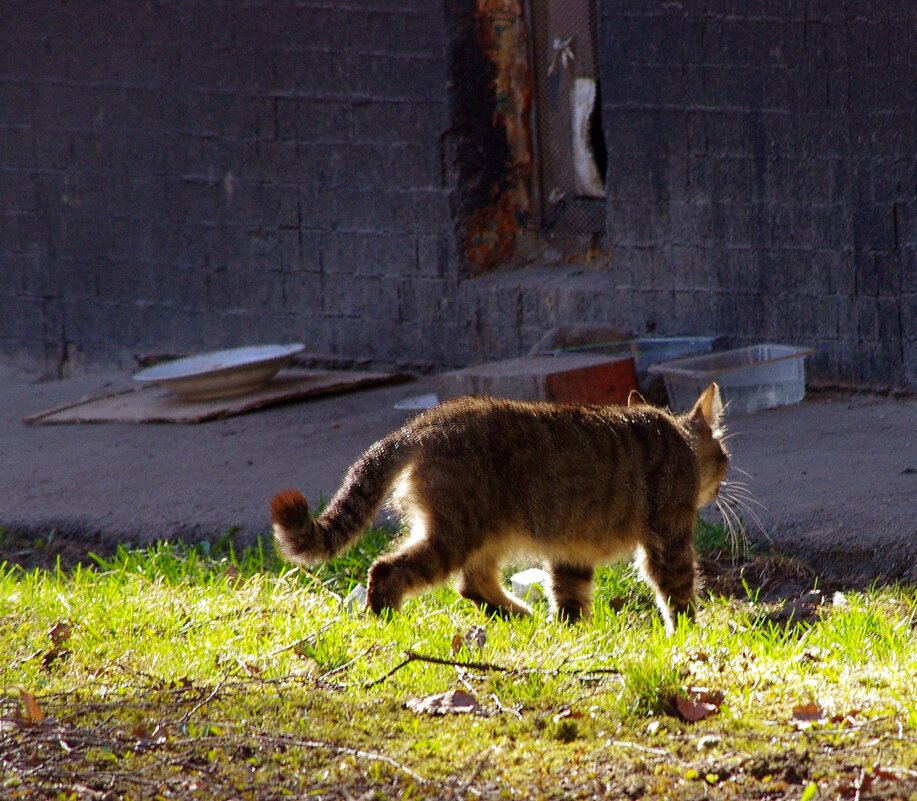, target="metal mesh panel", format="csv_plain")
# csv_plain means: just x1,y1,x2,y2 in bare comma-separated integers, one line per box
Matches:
528,0,606,236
